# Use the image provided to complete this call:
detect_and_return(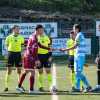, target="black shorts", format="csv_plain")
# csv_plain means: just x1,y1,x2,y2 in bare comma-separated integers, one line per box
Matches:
97,65,100,69
38,53,52,69
7,52,22,67
68,55,74,70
